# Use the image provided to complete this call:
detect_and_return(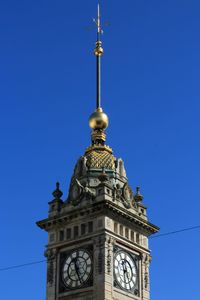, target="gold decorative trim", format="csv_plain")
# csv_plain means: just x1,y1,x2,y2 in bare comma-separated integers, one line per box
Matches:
85,144,113,155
